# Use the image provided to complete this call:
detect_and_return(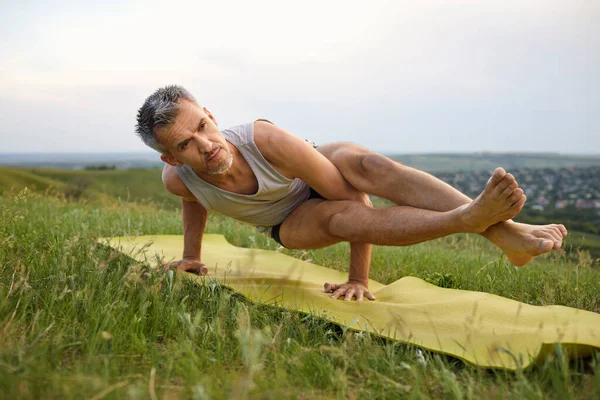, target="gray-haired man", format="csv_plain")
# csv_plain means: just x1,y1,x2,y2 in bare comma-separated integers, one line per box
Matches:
135,85,567,301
